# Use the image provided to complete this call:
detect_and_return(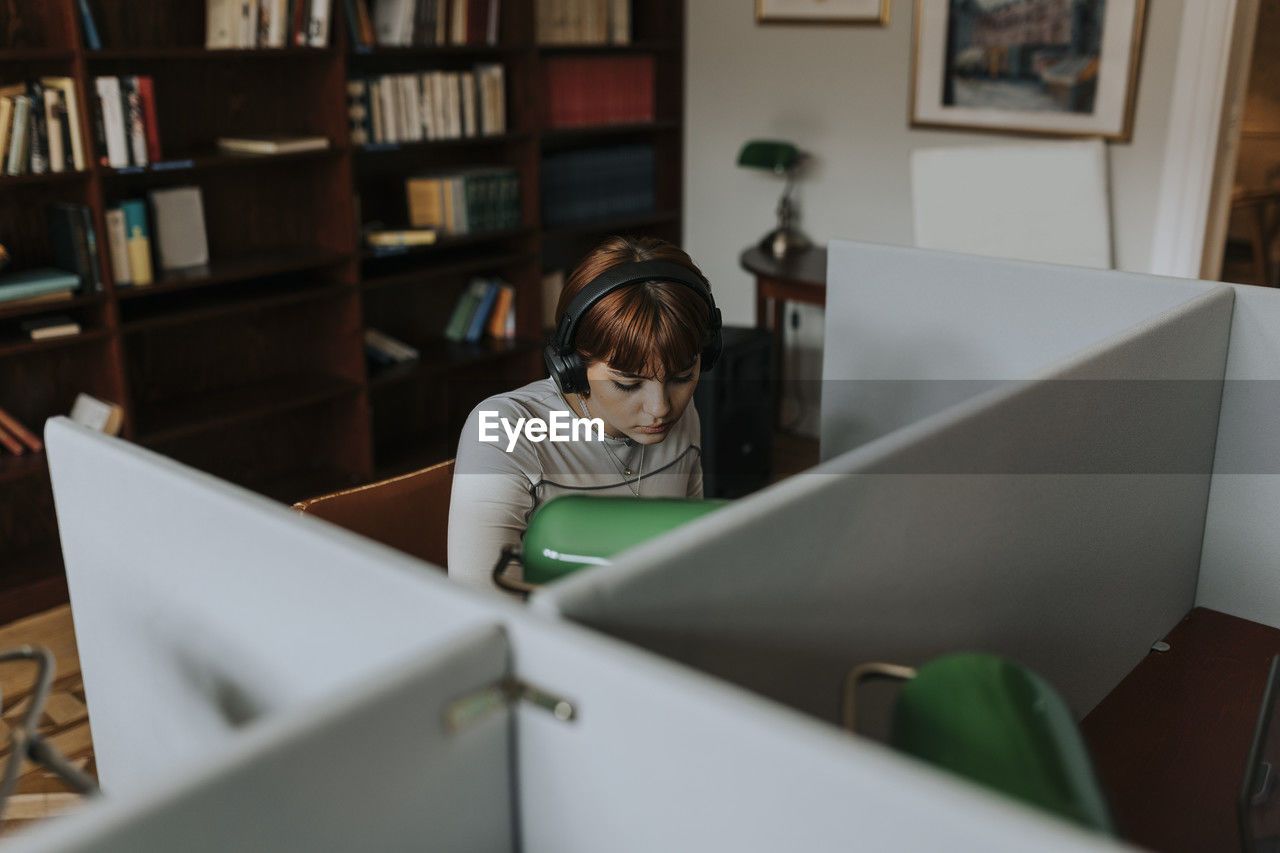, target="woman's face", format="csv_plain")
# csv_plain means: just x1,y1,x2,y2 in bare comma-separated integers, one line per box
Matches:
579,357,701,445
